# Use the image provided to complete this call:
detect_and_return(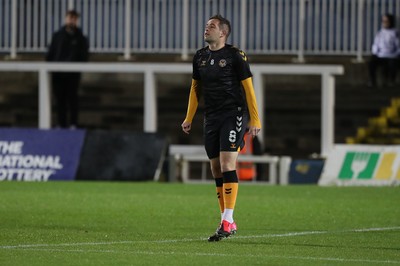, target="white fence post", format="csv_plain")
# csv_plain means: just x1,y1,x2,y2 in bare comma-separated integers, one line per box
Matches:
38,68,51,129
181,0,189,61
68,0,74,10
144,69,157,132
321,72,335,157
354,0,365,63
124,0,131,60
9,0,17,59
295,0,306,63
240,0,247,51
279,156,292,185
